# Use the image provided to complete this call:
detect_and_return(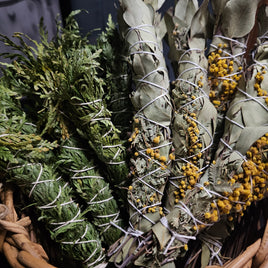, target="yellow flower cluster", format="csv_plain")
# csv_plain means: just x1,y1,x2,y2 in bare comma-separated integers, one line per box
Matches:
205,133,268,223
254,69,268,105
208,43,242,112
174,162,202,200
185,113,203,162
145,147,168,170
128,126,139,143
